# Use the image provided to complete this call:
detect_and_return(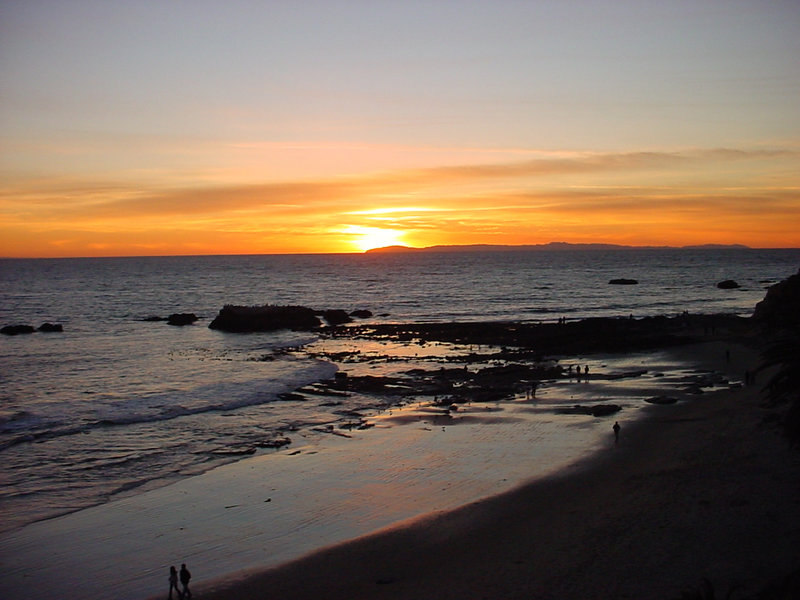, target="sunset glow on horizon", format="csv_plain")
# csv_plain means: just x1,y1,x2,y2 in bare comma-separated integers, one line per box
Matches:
1,1,798,258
